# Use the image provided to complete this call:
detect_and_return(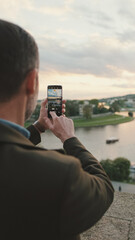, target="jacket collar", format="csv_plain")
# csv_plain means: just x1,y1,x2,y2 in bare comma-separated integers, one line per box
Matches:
0,122,34,148
0,119,30,139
